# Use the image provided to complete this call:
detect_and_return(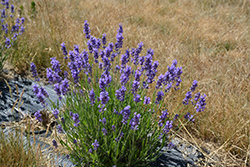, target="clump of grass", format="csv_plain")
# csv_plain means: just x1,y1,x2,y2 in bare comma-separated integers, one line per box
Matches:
0,81,57,167
0,126,46,167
